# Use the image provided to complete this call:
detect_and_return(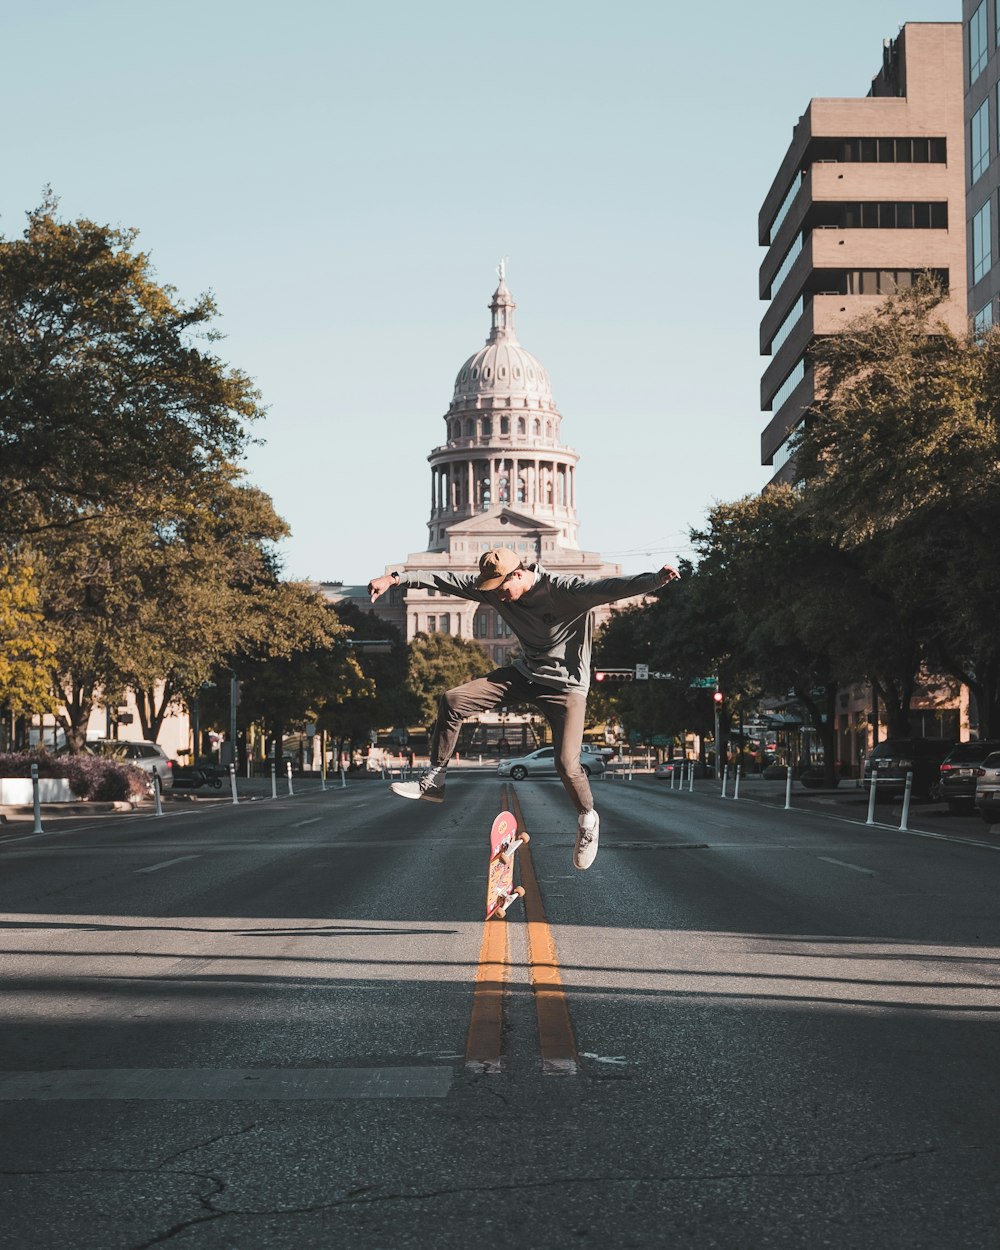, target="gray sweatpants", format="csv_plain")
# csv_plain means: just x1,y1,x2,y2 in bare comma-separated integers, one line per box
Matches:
428,666,594,815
